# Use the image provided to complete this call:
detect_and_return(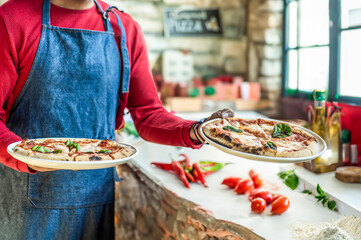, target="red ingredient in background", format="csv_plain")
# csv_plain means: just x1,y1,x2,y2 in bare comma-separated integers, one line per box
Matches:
251,198,266,214
249,189,273,205
249,169,263,188
151,162,174,171
271,196,290,215
234,179,254,194
222,177,242,188
193,162,208,188
271,193,285,203
171,161,190,188
179,153,192,168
